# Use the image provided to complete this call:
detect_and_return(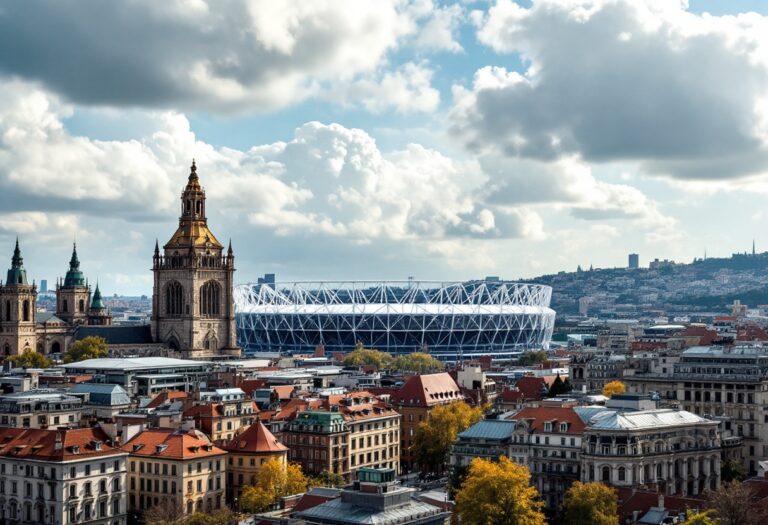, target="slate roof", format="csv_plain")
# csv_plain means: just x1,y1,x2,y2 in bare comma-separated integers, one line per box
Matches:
458,419,517,441
69,383,131,406
587,409,714,431
74,325,154,345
